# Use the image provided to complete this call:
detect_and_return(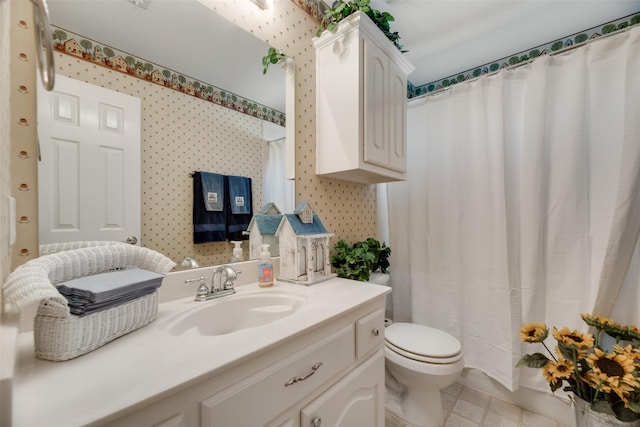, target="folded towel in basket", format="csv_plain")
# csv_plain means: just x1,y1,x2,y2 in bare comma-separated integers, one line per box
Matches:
57,268,163,316
66,287,159,316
